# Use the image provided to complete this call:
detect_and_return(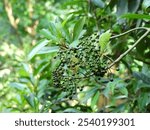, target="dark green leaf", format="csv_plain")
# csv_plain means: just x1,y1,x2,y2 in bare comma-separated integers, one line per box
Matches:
138,93,149,111
128,0,141,13
24,93,38,111
116,0,128,23
133,72,150,85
